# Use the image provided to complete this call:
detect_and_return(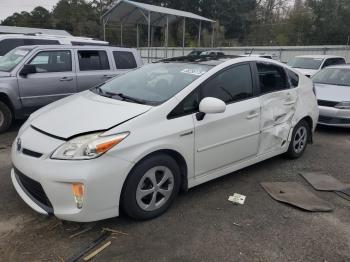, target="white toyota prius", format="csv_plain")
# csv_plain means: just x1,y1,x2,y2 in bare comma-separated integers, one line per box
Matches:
11,56,319,222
